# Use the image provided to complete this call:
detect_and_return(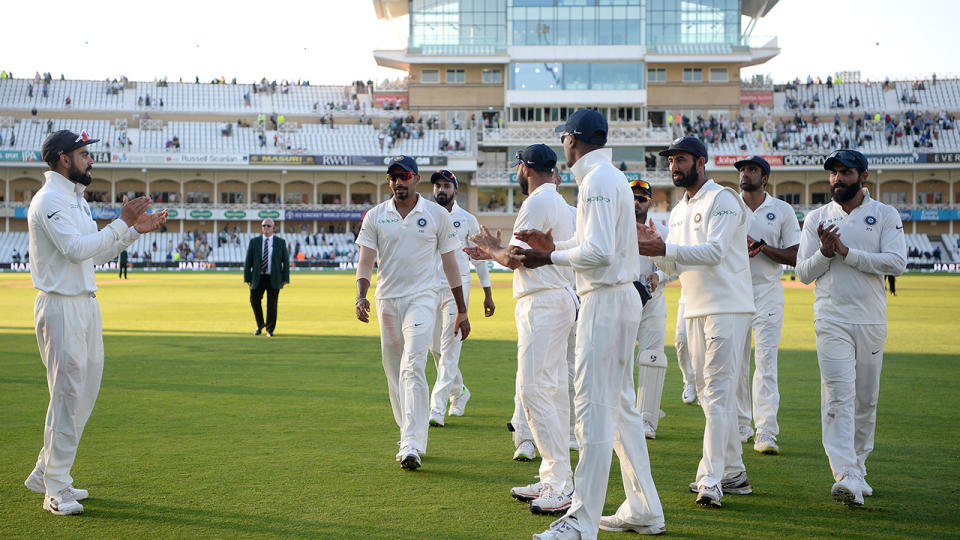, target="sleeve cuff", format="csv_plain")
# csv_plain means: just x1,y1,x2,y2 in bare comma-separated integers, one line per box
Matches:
664,243,678,260
813,249,834,265
550,249,571,266
842,248,861,266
